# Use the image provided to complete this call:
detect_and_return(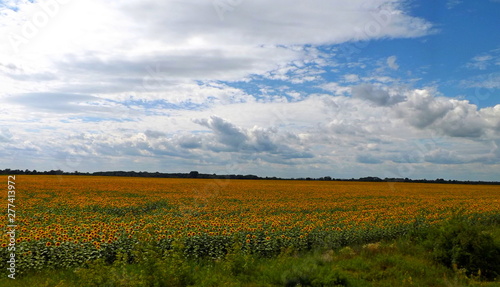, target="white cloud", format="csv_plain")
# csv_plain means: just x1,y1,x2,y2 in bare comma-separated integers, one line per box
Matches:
2,86,499,179
460,72,500,90
319,82,351,96
343,74,360,83
387,55,399,70
0,0,433,103
2,0,499,180
467,55,494,70
446,0,462,9
465,48,500,70
393,89,500,138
